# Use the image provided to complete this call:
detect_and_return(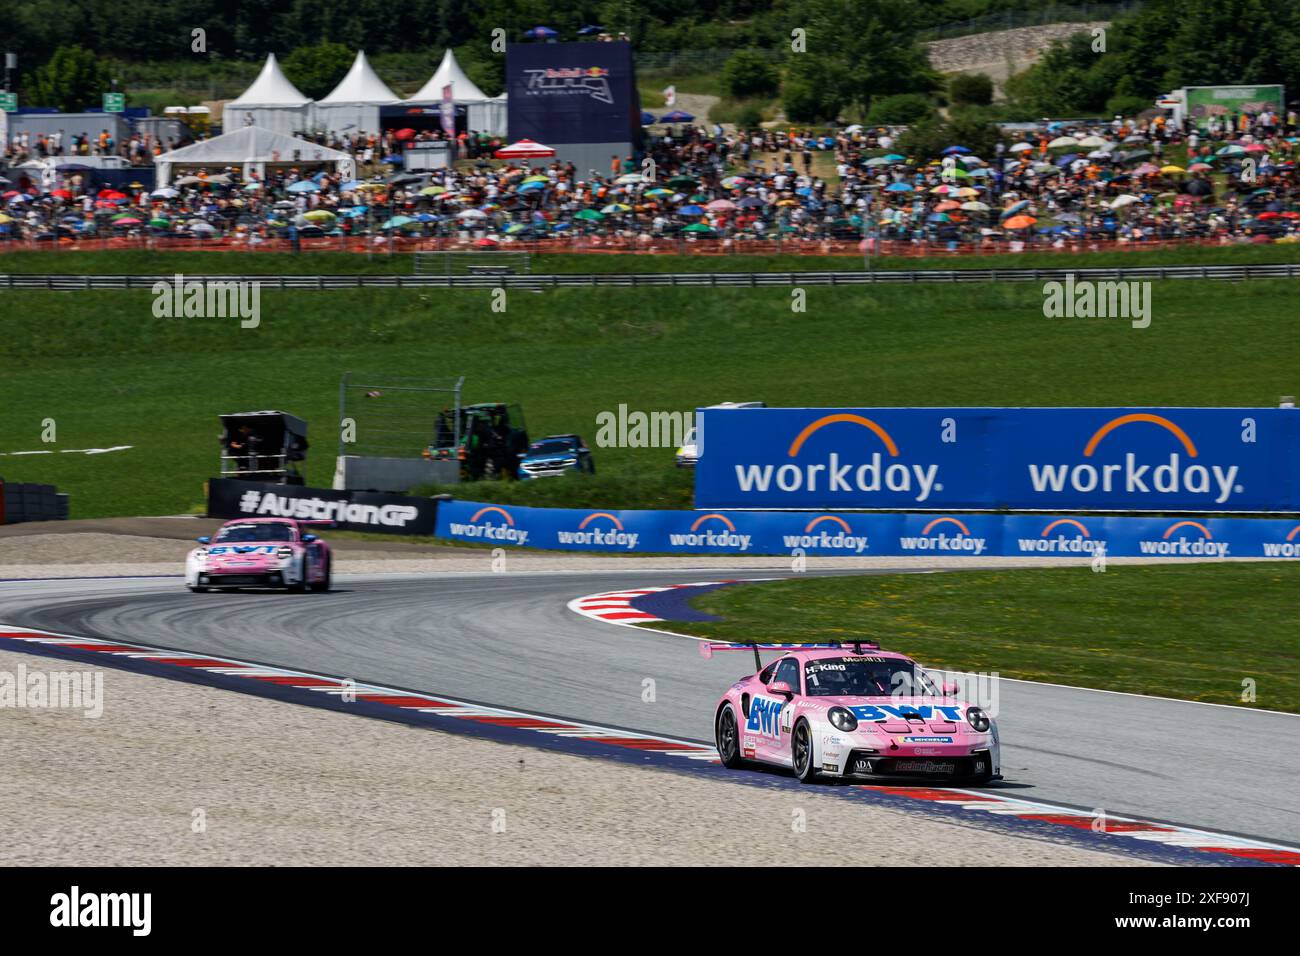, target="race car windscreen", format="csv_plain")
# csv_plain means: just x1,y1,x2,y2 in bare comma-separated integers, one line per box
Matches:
803,656,939,697
528,439,577,455
213,523,295,543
